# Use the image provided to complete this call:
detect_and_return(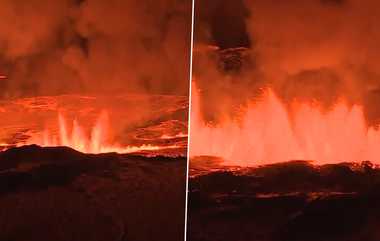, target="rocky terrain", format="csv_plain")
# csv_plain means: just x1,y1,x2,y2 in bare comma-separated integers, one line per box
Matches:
0,145,186,241
188,157,380,241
